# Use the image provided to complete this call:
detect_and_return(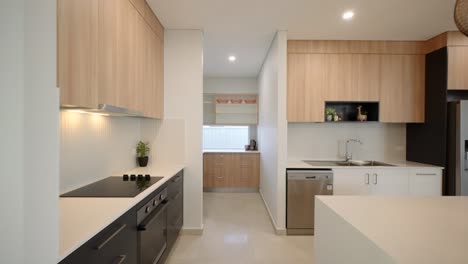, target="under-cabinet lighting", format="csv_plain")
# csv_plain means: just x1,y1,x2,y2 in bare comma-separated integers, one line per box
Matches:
342,10,355,20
